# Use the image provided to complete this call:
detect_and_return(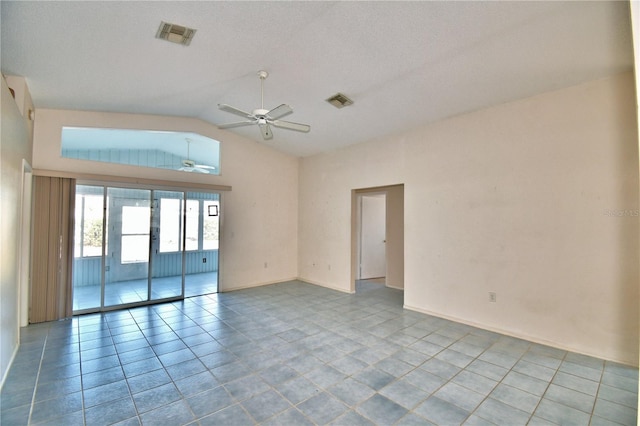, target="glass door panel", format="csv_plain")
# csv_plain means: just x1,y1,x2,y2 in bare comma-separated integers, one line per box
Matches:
185,192,219,297
104,187,151,307
150,191,184,300
72,185,105,311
